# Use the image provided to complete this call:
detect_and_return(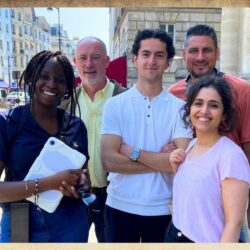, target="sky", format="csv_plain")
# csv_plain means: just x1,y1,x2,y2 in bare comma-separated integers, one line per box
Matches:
35,8,110,51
